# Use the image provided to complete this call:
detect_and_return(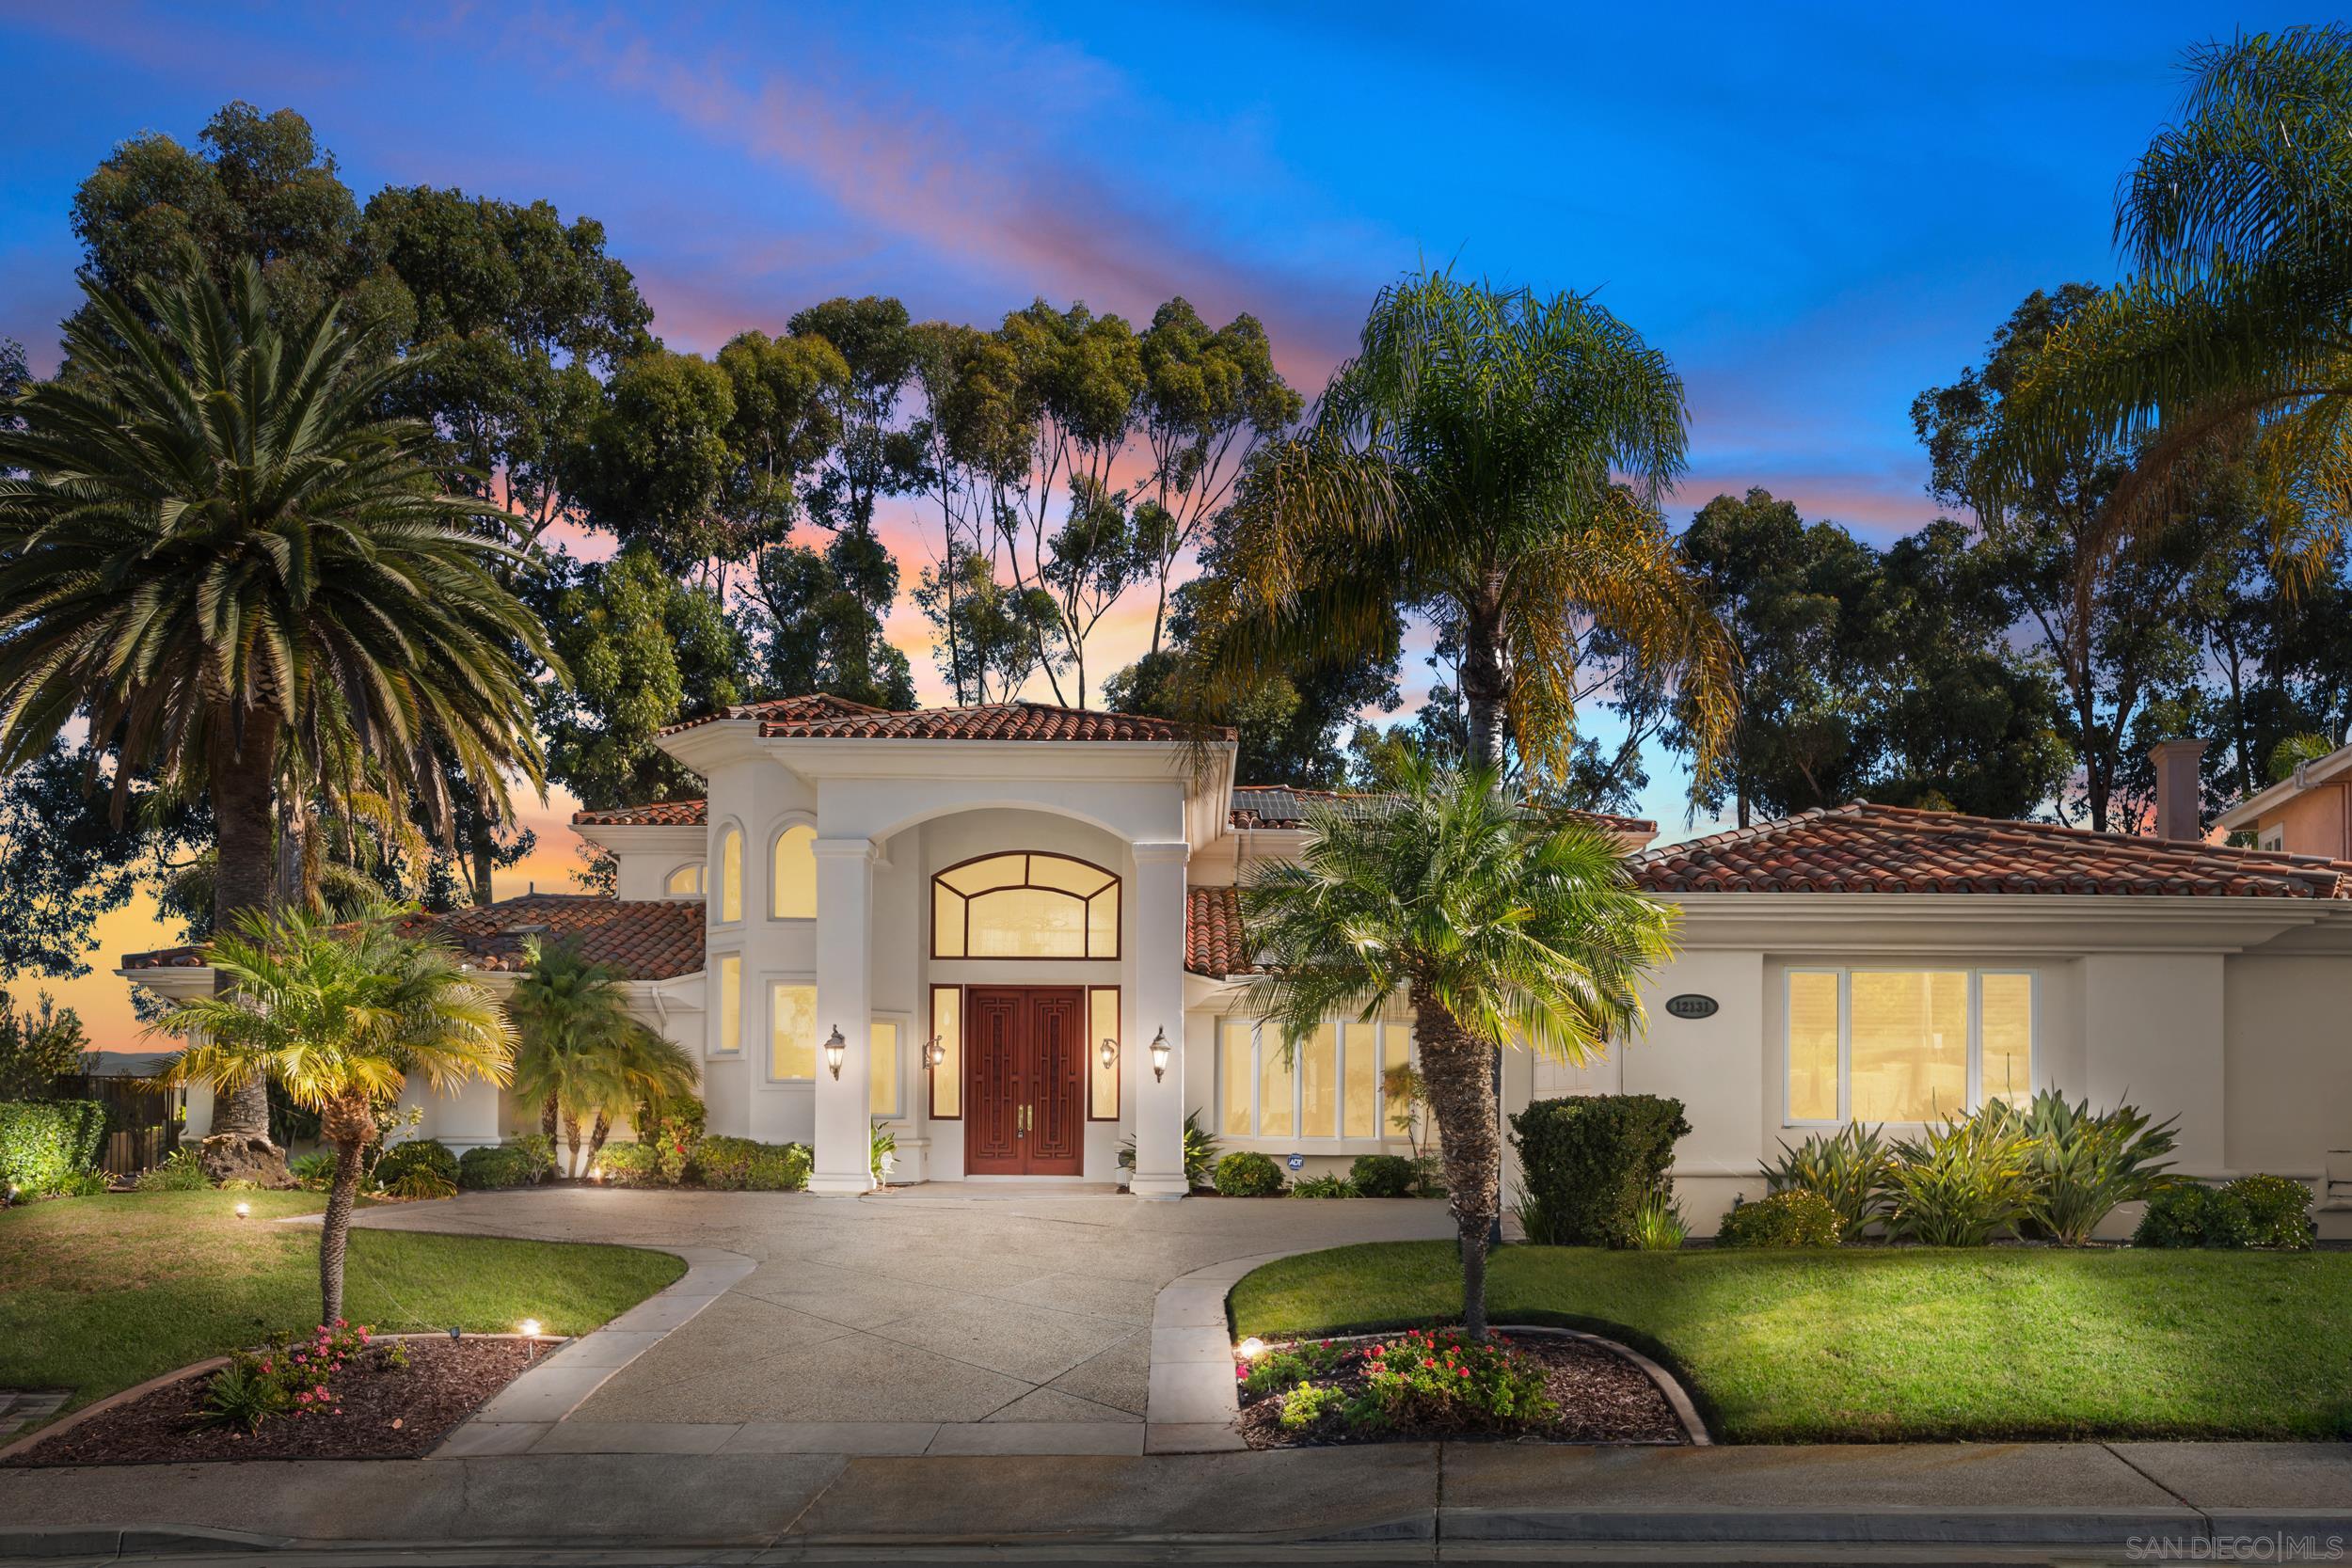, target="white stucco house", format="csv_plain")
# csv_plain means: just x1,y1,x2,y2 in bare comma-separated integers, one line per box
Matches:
127,699,2352,1233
